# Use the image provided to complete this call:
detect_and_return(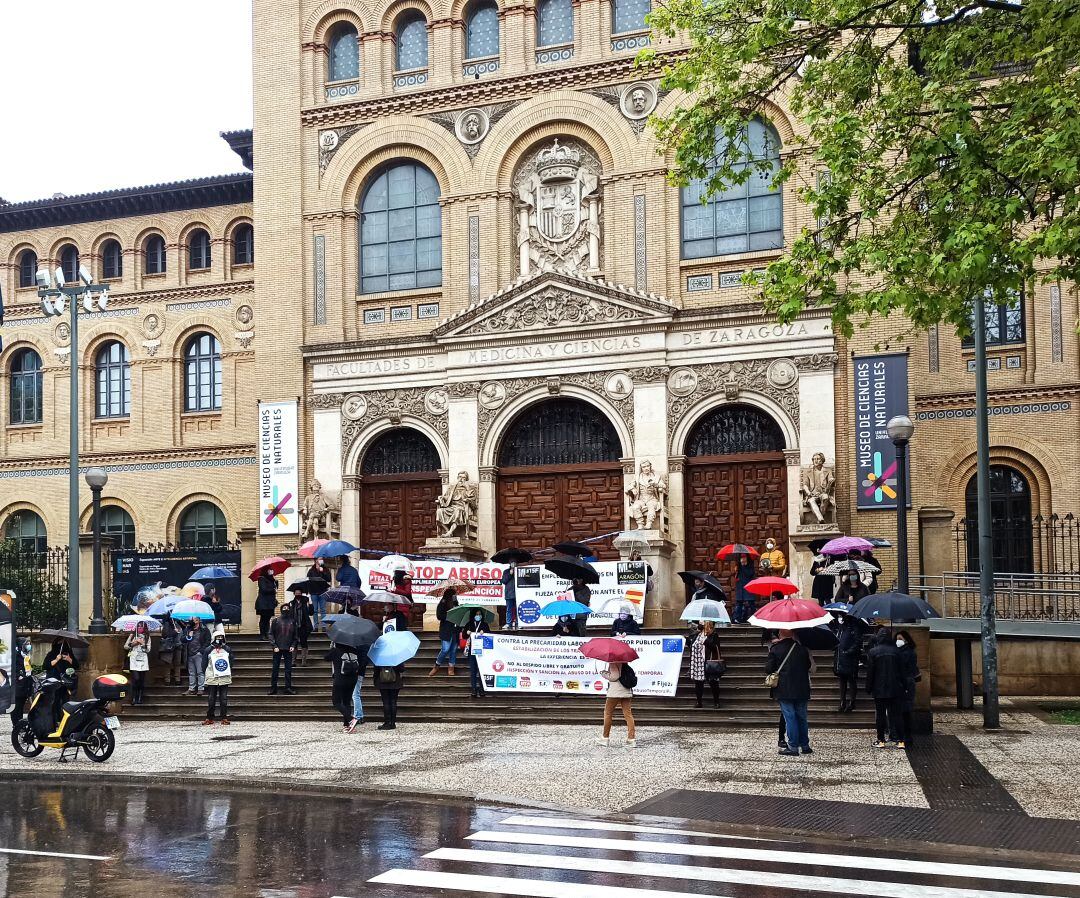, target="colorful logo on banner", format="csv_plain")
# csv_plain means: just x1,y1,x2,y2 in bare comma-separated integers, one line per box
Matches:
517,600,542,624
263,485,295,528
862,452,898,503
